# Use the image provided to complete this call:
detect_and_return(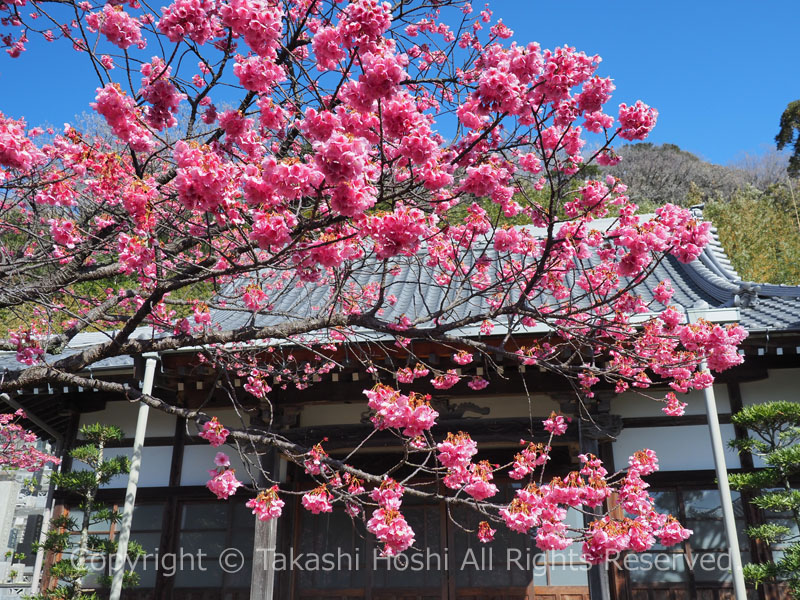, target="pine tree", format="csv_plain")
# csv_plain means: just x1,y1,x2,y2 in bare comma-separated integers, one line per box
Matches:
728,401,800,596
31,424,143,600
